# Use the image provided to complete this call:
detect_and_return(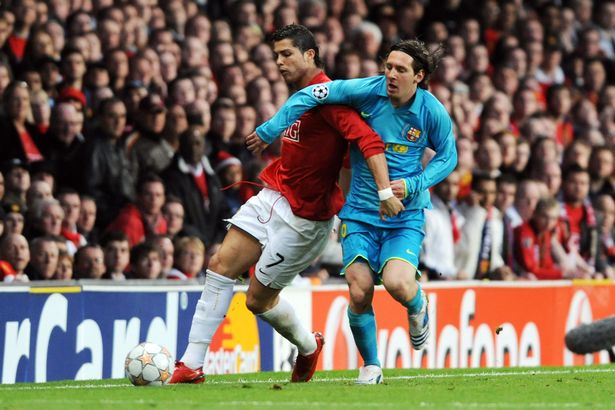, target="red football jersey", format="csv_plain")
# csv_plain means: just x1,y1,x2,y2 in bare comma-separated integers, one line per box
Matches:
259,72,385,221
260,72,384,221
